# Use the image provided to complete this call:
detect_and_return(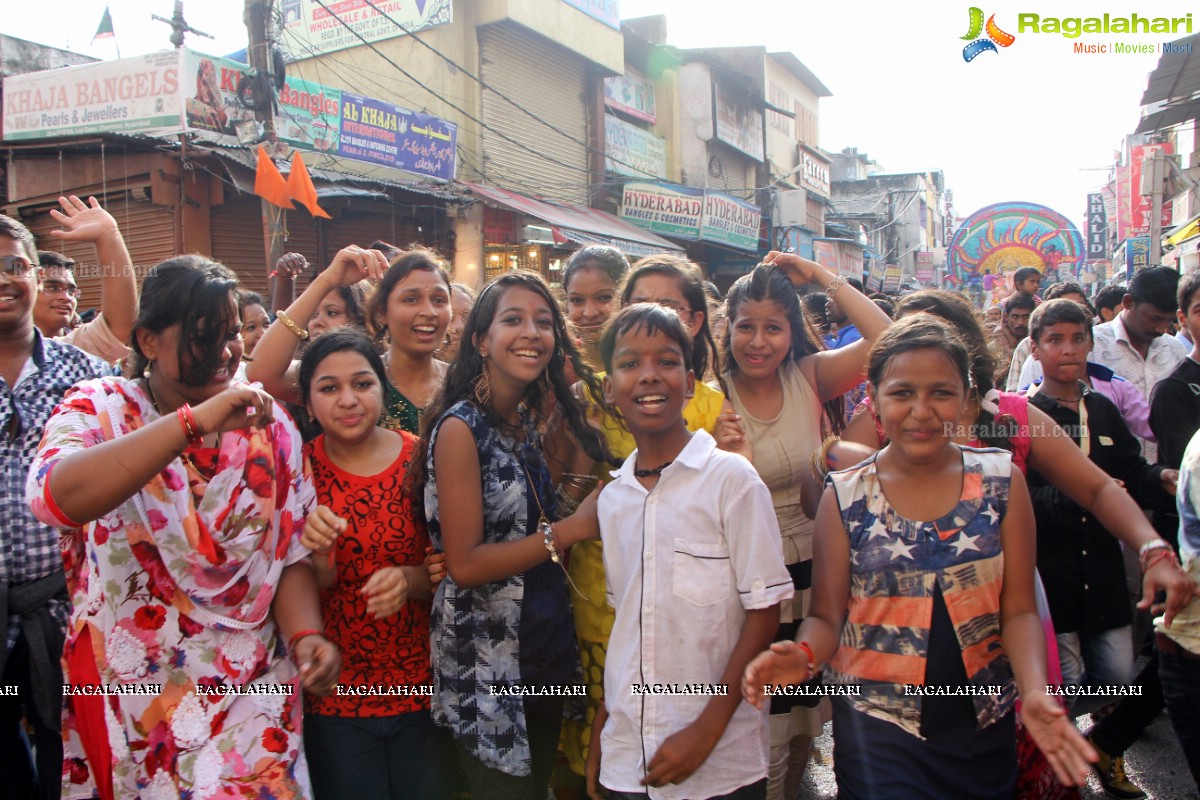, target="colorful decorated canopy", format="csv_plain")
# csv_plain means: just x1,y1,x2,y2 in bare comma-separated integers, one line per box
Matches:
947,202,1085,282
